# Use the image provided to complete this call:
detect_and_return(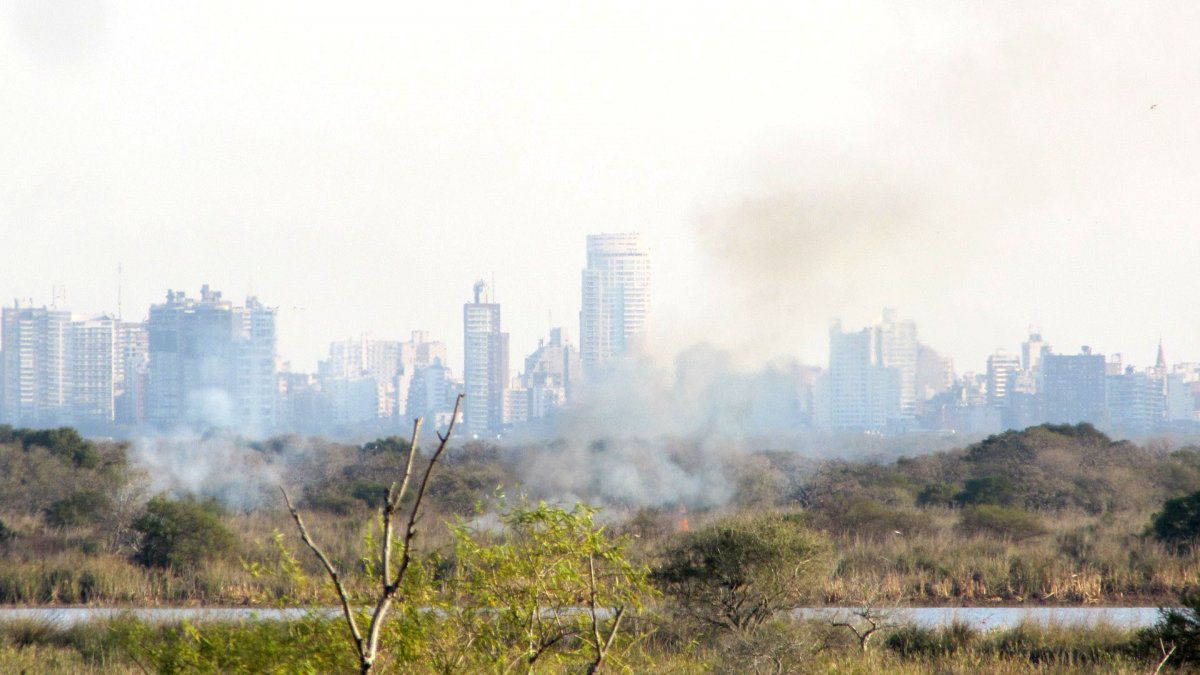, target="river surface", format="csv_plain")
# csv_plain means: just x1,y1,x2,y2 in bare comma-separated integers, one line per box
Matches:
0,606,1174,630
